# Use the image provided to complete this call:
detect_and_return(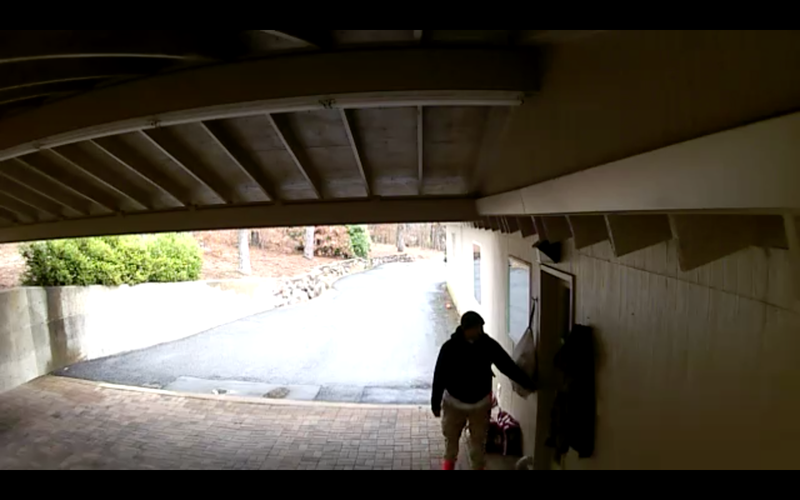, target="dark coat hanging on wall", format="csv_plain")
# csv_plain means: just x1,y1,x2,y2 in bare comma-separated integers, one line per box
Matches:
545,324,596,460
